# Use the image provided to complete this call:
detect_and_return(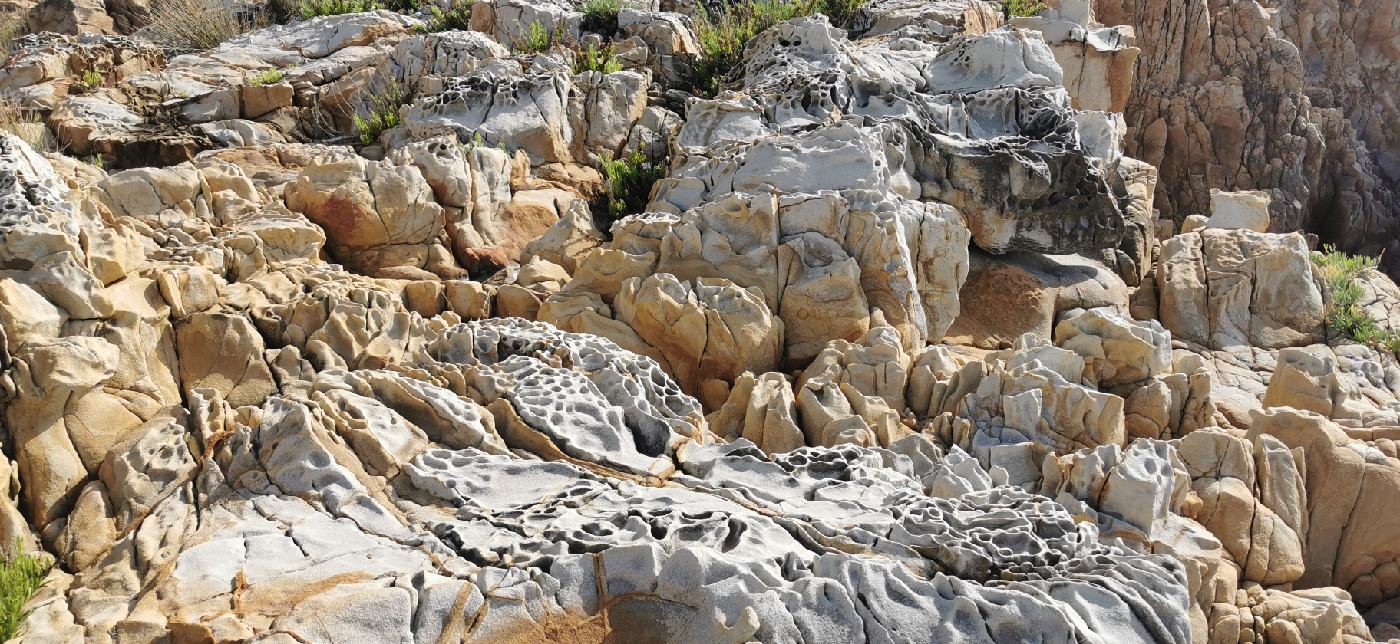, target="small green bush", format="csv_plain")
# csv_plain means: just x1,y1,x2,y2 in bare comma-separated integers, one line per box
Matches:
1003,0,1045,17
691,0,822,97
580,0,620,36
298,0,381,19
1311,245,1400,356
598,150,665,226
513,20,557,53
262,0,301,24
352,83,408,144
458,130,487,155
820,0,865,28
0,543,51,641
573,43,623,74
416,0,473,32
381,0,427,11
247,68,286,85
79,69,104,89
